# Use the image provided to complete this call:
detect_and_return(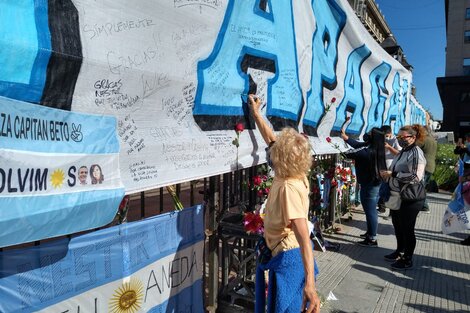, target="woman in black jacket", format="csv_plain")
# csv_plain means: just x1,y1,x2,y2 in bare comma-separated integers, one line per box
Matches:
380,124,427,270
341,128,385,247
